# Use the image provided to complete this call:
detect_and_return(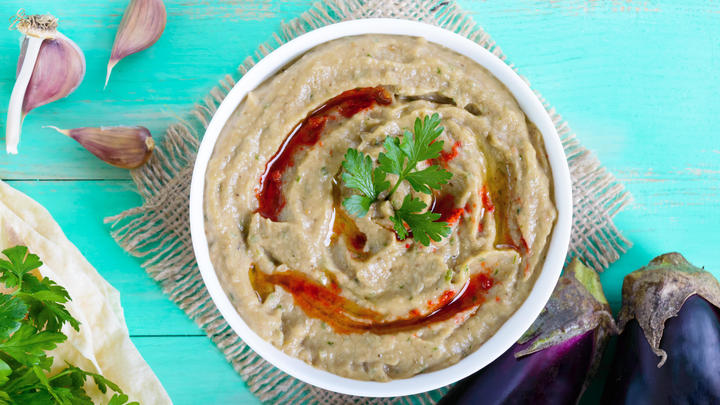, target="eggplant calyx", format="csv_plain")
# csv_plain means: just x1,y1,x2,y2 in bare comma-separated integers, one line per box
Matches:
515,258,617,358
618,252,720,367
